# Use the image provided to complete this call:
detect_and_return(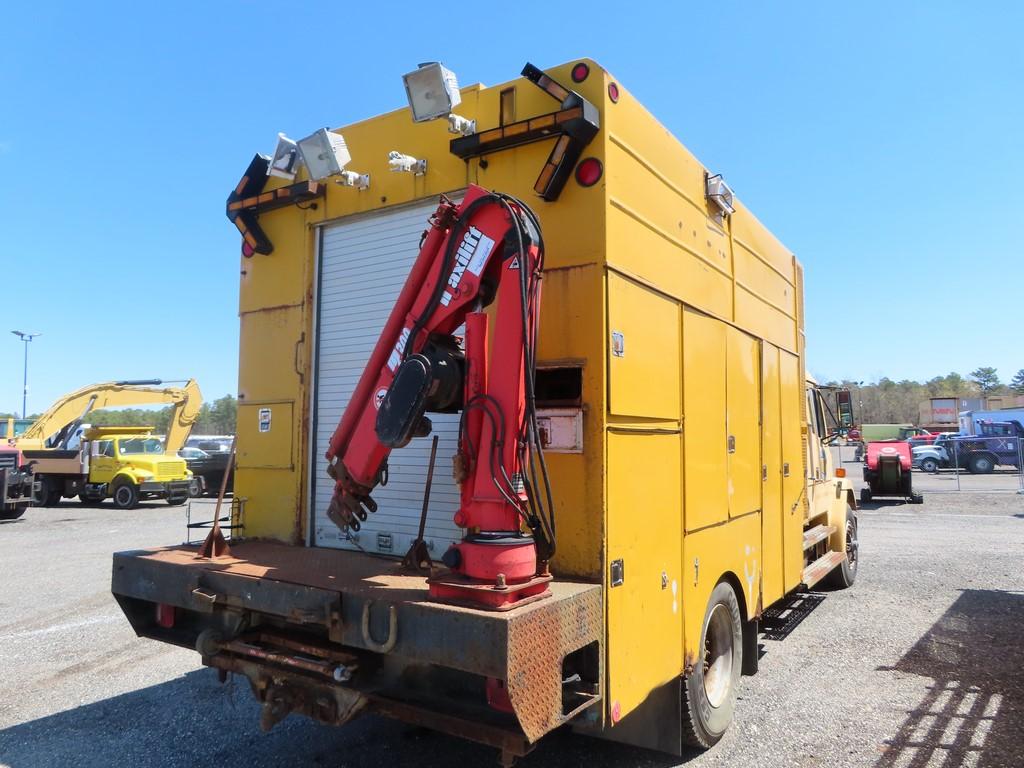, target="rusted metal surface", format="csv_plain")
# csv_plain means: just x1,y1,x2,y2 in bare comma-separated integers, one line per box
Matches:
506,585,602,742
400,435,438,574
113,540,603,744
197,437,236,558
205,653,365,730
369,696,533,757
